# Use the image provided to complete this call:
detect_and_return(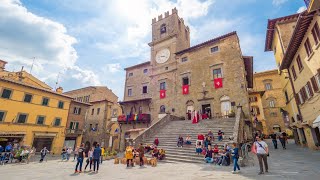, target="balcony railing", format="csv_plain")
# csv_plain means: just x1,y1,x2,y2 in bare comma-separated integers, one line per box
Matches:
65,129,83,135
117,114,151,124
